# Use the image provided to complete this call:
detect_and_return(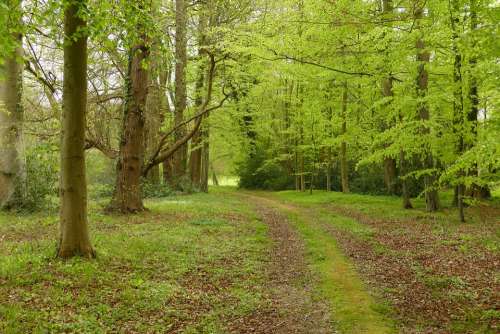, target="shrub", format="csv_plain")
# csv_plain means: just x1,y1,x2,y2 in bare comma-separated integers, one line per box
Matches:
18,144,59,212
237,146,294,190
142,178,174,198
